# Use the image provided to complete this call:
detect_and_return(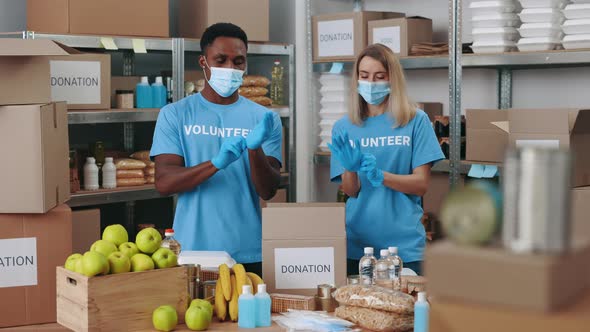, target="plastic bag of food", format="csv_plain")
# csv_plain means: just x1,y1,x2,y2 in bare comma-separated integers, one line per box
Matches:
144,160,155,168
242,75,270,87
115,158,146,170
116,169,145,179
248,96,272,106
144,167,155,176
146,175,155,184
117,177,146,187
335,305,413,332
130,150,151,161
332,285,415,315
239,87,269,97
